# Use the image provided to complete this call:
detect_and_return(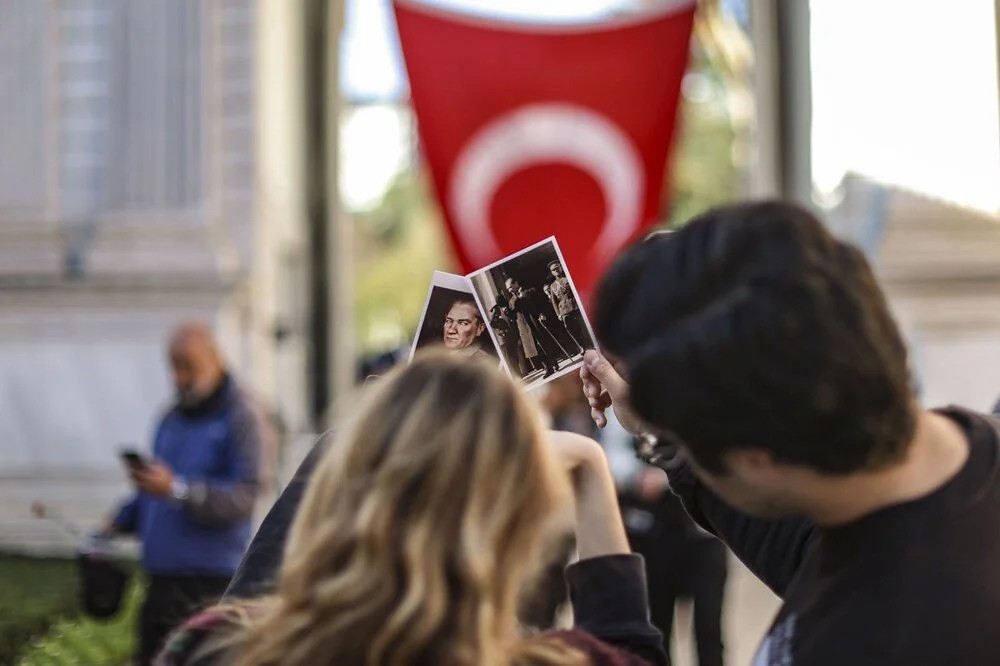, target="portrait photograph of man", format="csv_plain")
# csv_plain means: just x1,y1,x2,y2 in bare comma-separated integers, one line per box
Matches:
410,271,500,362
